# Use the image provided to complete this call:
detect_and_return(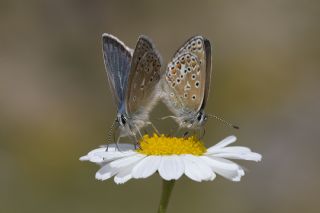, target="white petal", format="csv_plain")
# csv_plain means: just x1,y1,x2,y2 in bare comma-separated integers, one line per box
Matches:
213,152,262,162
100,143,135,152
158,156,184,180
109,154,145,168
209,146,251,155
202,156,244,181
80,145,136,163
183,155,215,182
95,164,118,181
201,156,239,170
80,148,106,162
96,150,136,161
132,156,161,179
114,164,135,184
207,135,237,153
79,155,90,161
